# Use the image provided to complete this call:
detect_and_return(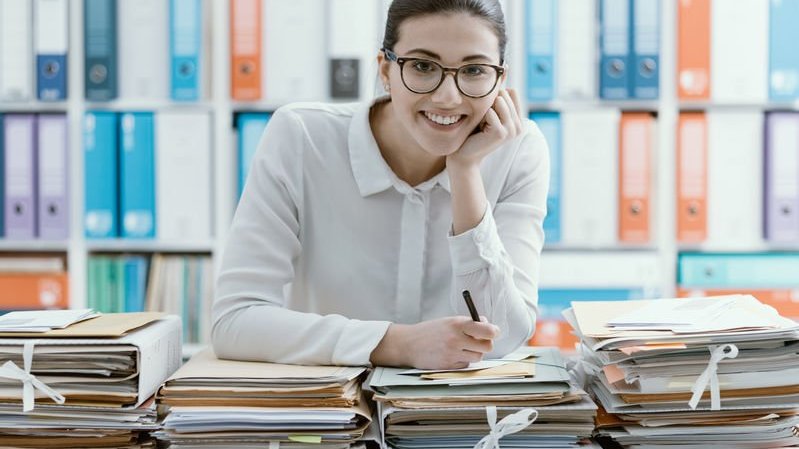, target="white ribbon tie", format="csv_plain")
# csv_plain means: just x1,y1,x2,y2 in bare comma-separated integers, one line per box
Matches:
688,344,738,411
473,405,538,449
0,341,65,412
